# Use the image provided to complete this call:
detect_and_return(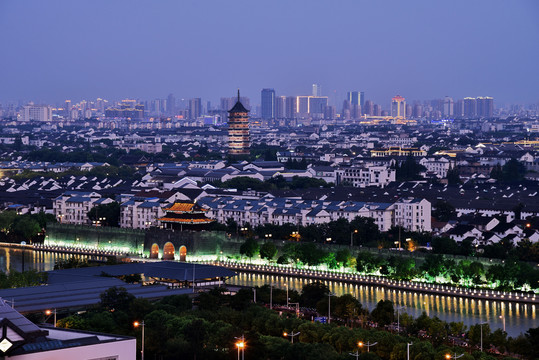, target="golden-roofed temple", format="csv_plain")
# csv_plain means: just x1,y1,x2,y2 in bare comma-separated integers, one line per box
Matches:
158,201,214,231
